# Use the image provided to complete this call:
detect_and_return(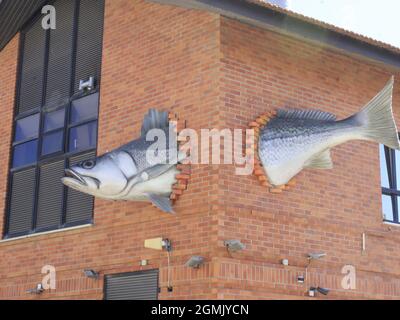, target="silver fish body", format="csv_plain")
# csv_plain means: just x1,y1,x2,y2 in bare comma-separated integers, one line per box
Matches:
259,77,400,186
